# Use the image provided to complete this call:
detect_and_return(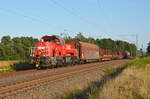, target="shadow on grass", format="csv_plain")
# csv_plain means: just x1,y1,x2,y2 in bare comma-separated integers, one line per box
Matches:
60,65,128,99
11,62,35,71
